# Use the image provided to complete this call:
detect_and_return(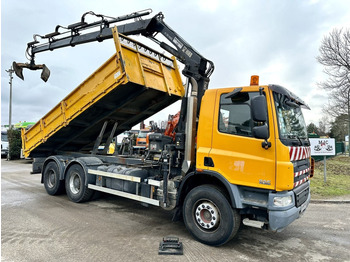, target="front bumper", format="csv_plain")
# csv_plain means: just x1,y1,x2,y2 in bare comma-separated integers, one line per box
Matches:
268,181,311,232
